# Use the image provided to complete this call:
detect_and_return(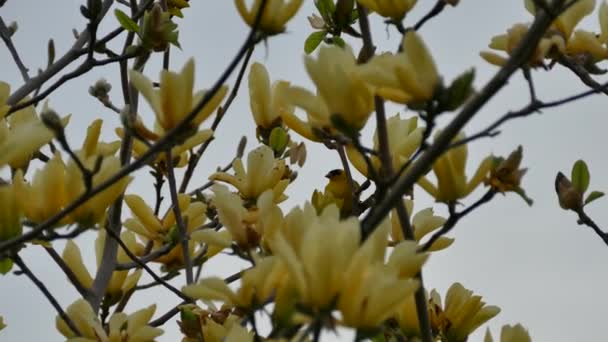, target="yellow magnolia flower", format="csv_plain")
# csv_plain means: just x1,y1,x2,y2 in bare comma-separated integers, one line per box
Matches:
62,232,143,303
183,256,286,308
283,45,374,139
267,204,428,318
390,199,453,251
210,145,289,202
564,1,608,62
307,45,374,130
14,153,67,225
124,193,206,269
0,98,69,170
208,185,259,248
248,62,292,130
358,0,418,20
483,0,596,67
56,299,163,341
0,182,21,243
13,120,128,226
62,119,126,225
95,231,144,304
234,0,304,35
429,282,501,341
417,133,492,202
525,0,595,39
338,224,422,328
485,324,532,342
0,82,10,117
359,31,439,104
130,58,228,134
346,114,423,177
66,156,131,226
0,315,5,331
178,305,254,342
480,23,566,67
